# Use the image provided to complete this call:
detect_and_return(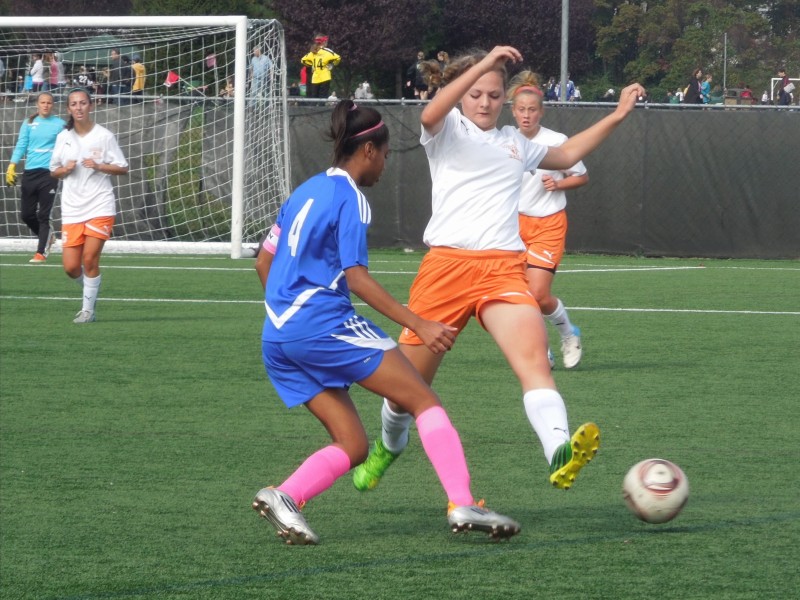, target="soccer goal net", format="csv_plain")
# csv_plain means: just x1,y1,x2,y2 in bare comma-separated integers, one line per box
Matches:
0,16,289,258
